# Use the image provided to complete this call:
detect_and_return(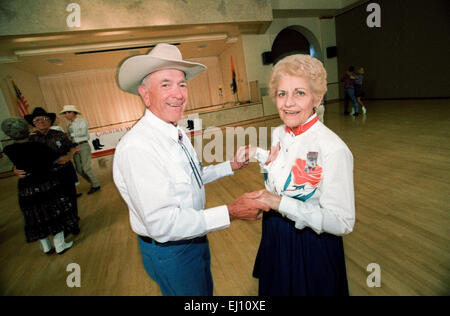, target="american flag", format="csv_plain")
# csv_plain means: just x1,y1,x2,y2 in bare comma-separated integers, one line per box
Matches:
12,81,30,117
